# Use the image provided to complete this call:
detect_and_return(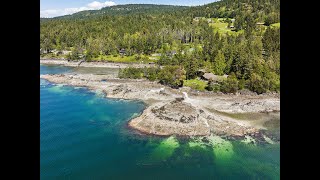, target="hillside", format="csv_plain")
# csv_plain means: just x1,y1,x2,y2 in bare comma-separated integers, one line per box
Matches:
184,0,280,25
51,4,188,19
40,0,280,94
